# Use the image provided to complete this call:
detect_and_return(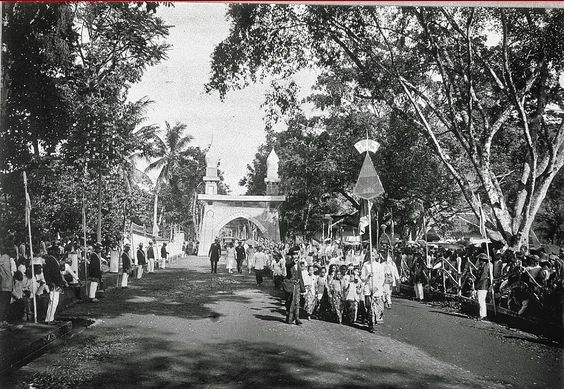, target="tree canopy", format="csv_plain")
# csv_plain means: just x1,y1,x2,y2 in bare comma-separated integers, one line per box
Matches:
209,4,564,248
0,2,175,248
